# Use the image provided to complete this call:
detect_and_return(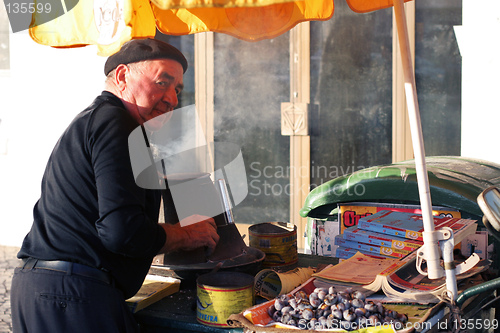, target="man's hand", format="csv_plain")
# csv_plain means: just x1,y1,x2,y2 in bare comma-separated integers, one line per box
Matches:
159,215,219,255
